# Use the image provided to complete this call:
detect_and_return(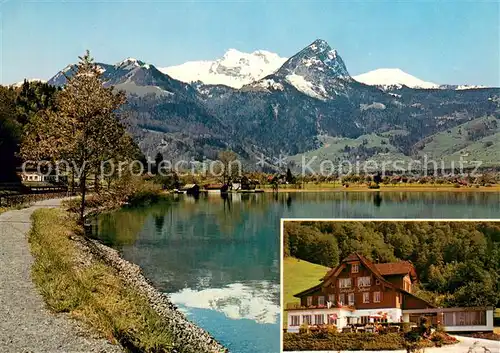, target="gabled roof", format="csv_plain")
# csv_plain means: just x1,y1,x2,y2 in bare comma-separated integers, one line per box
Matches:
376,261,417,280
319,253,395,292
294,253,424,298
401,289,436,309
